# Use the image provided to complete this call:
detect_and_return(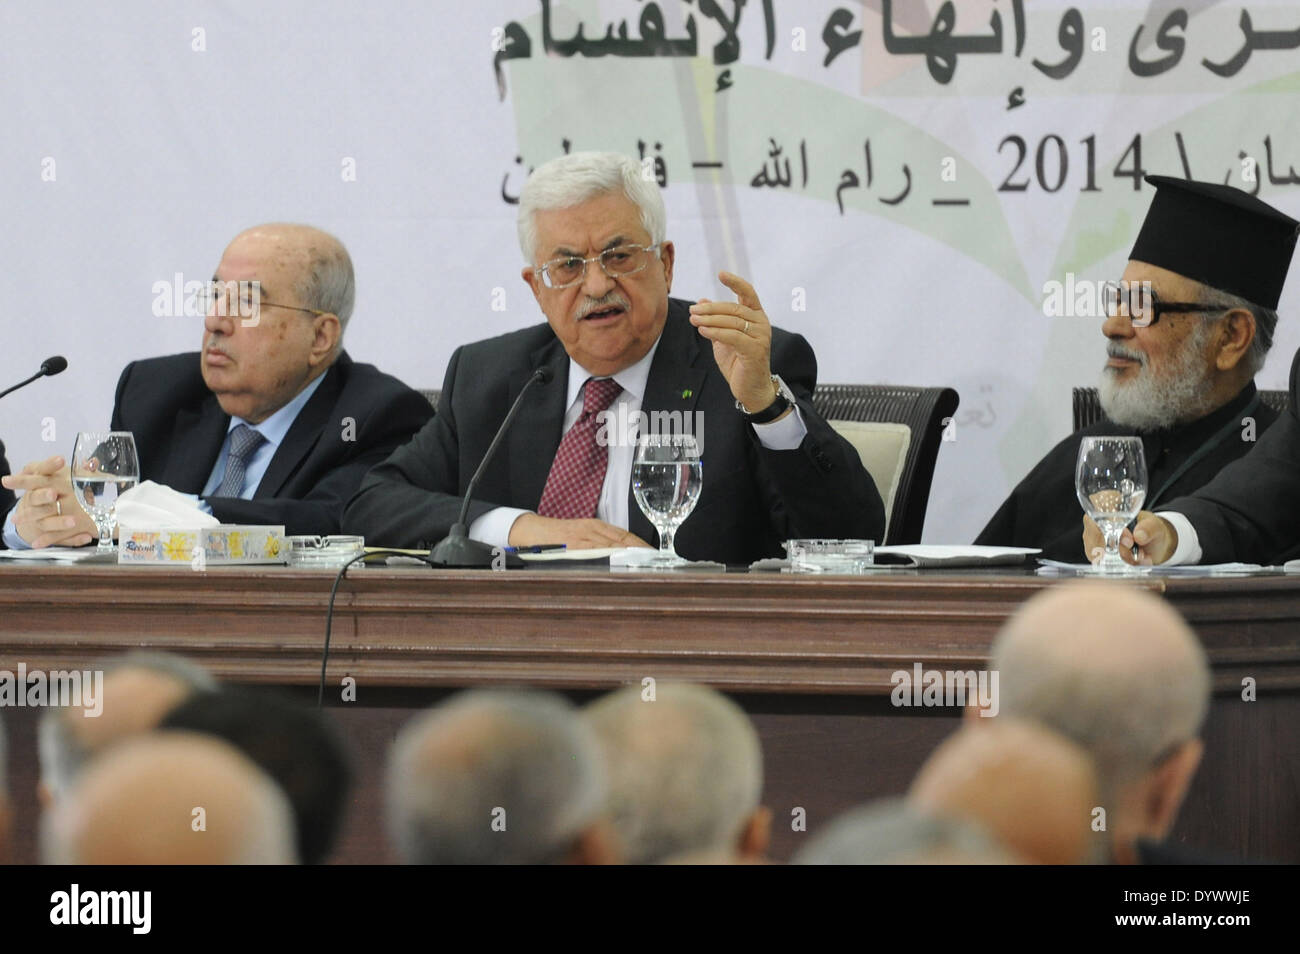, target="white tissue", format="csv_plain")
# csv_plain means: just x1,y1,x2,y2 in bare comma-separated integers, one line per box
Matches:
115,480,219,528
